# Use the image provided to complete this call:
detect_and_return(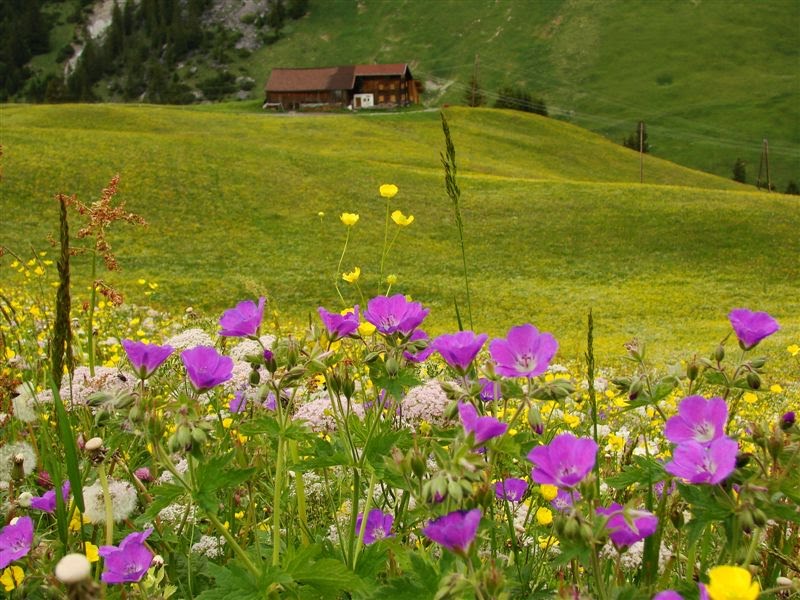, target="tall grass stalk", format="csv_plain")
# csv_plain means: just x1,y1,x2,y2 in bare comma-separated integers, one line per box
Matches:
440,112,473,330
